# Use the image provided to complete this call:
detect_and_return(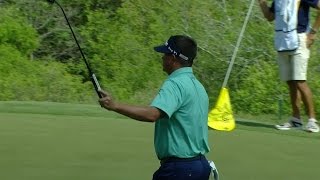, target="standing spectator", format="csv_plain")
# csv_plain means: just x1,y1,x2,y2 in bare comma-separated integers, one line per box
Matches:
258,0,320,133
